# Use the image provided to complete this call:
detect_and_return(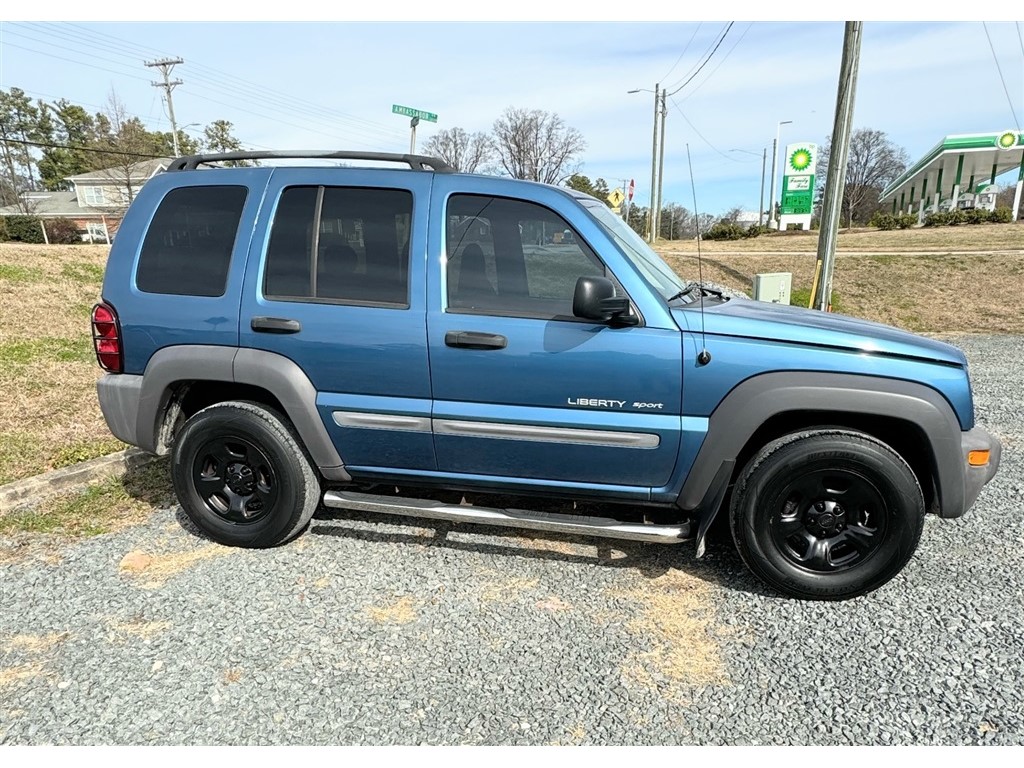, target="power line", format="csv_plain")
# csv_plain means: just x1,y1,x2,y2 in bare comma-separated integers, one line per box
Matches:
659,22,702,83
2,138,166,160
1017,21,1024,66
679,22,754,103
34,22,409,141
664,23,724,92
4,23,409,146
982,21,1021,131
665,22,734,97
668,96,743,164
